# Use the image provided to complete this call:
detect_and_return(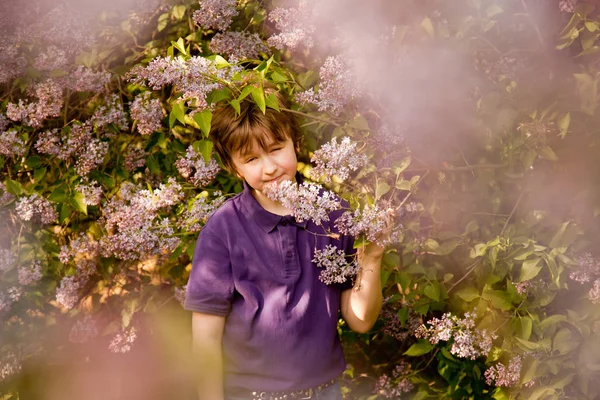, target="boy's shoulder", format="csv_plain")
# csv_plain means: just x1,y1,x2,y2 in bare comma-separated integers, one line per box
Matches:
203,191,244,231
